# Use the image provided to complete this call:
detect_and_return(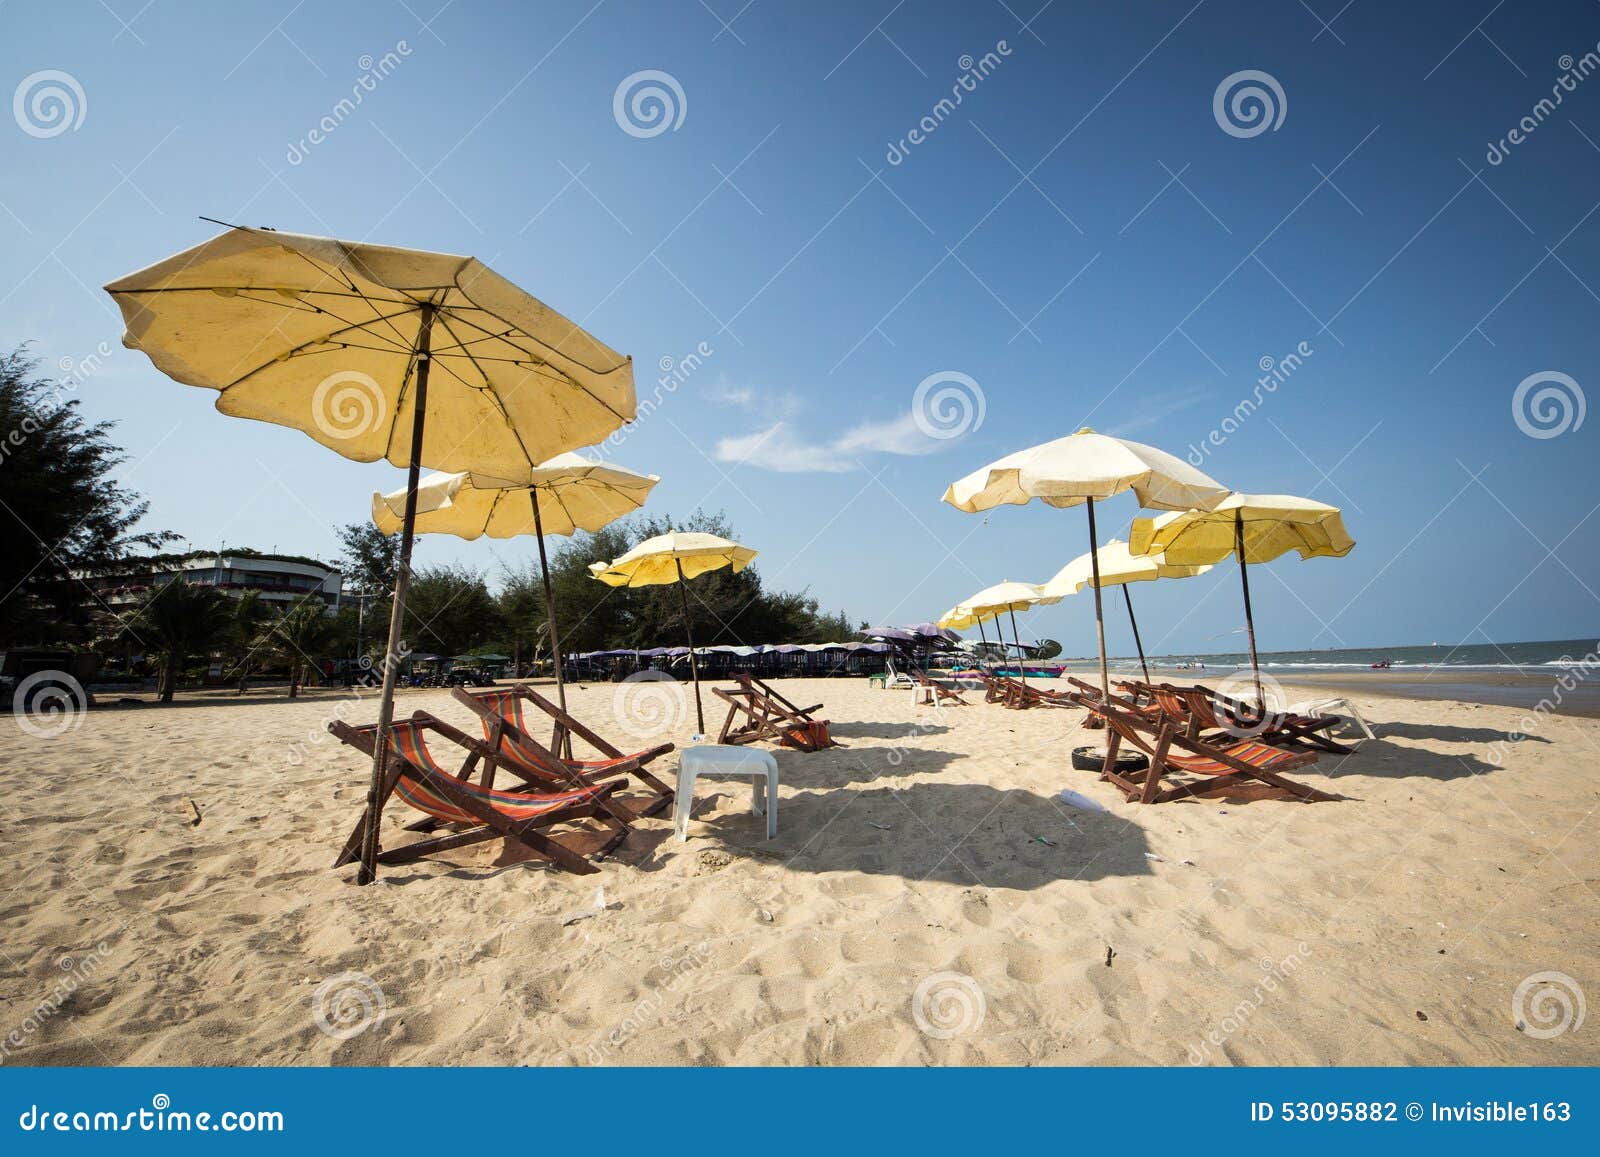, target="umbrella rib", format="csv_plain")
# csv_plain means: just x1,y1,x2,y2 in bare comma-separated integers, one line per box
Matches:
214,306,422,389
